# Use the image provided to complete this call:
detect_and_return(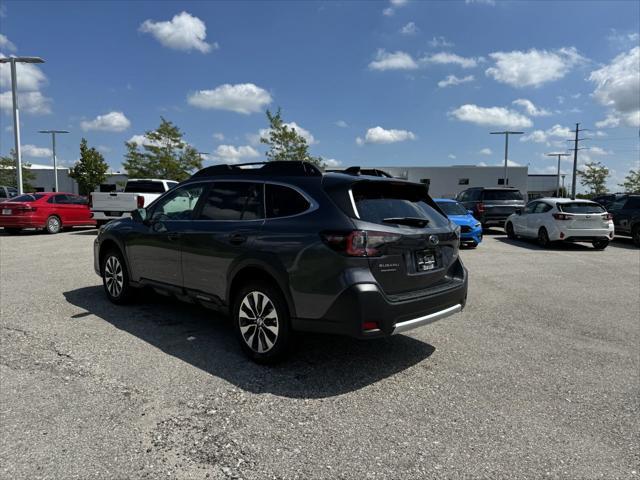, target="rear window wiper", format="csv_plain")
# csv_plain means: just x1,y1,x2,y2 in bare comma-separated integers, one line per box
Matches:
383,217,429,228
